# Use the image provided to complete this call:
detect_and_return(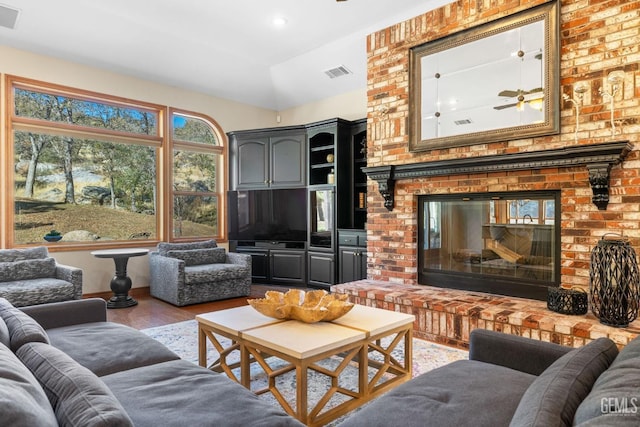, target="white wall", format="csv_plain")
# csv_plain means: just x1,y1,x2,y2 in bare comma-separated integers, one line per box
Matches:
0,45,366,294
54,248,156,295
0,46,279,132
278,89,367,126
